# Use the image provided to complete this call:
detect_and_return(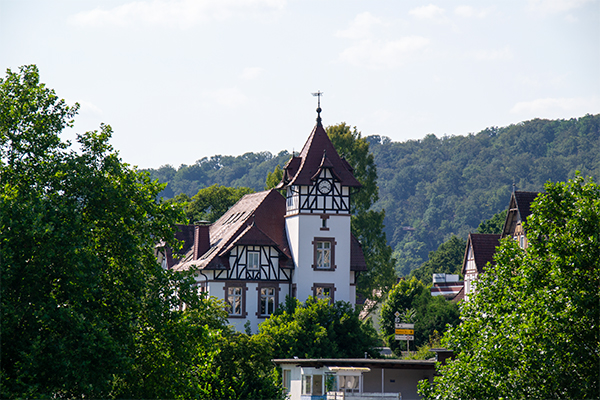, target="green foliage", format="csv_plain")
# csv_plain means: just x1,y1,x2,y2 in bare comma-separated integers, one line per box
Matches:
327,123,397,300
476,209,507,234
176,184,254,223
380,278,459,355
146,150,292,198
265,164,283,190
409,235,466,284
0,65,282,400
420,175,600,399
327,123,378,213
258,297,380,359
367,116,600,276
